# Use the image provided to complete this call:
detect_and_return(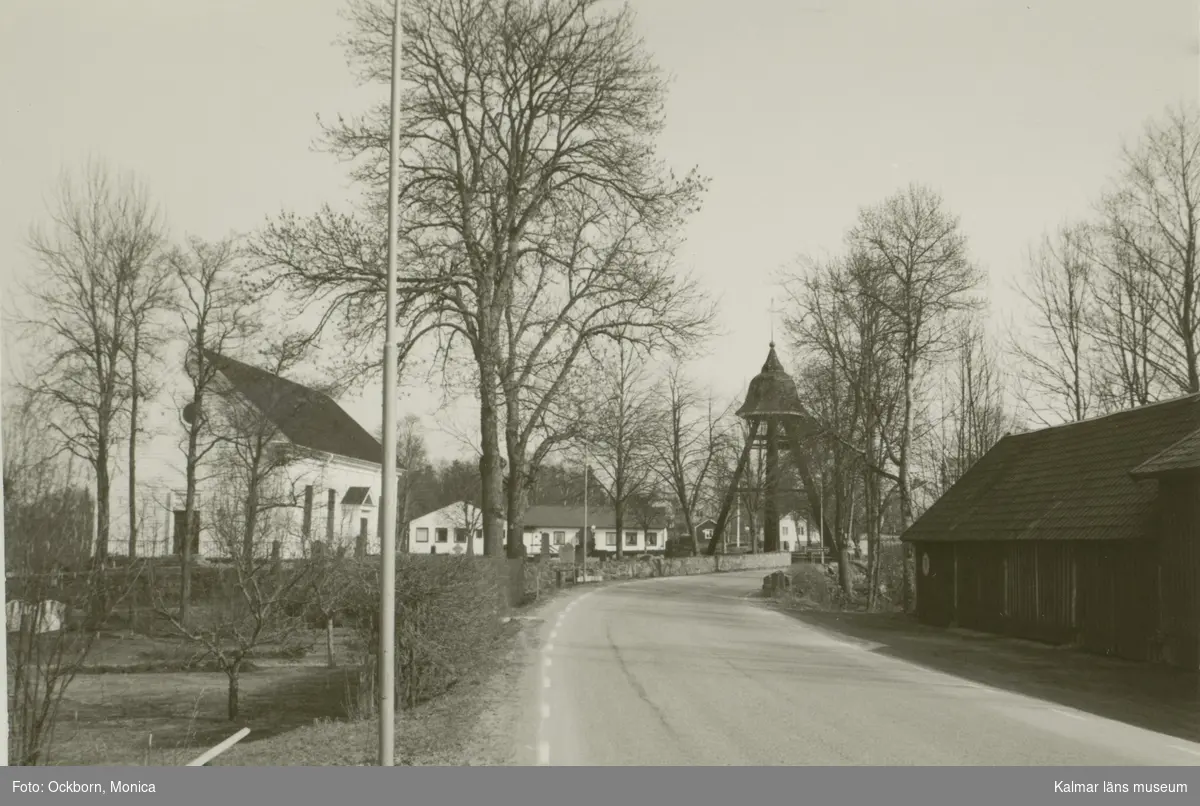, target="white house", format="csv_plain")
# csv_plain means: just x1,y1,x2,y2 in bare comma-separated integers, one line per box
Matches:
694,513,821,552
778,514,822,552
523,505,668,556
406,502,670,557
407,501,485,555
105,348,394,561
